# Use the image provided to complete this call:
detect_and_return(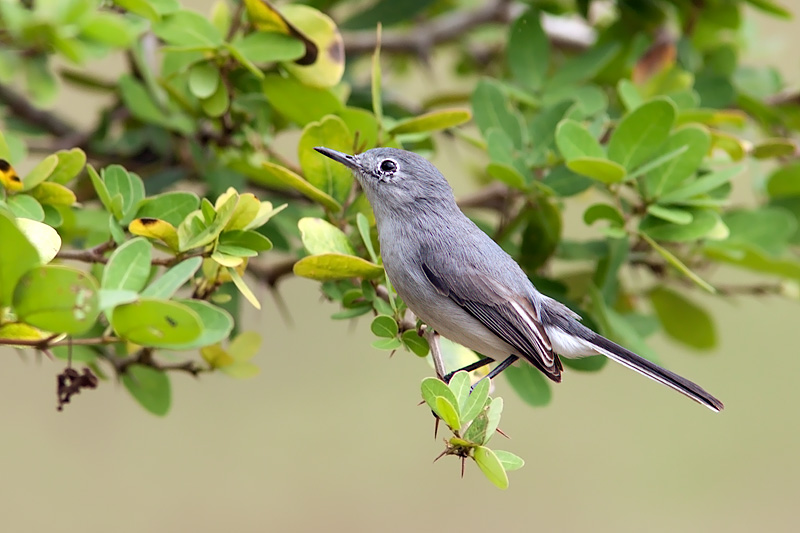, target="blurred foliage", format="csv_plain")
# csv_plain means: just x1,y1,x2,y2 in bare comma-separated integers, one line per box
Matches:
0,0,798,487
